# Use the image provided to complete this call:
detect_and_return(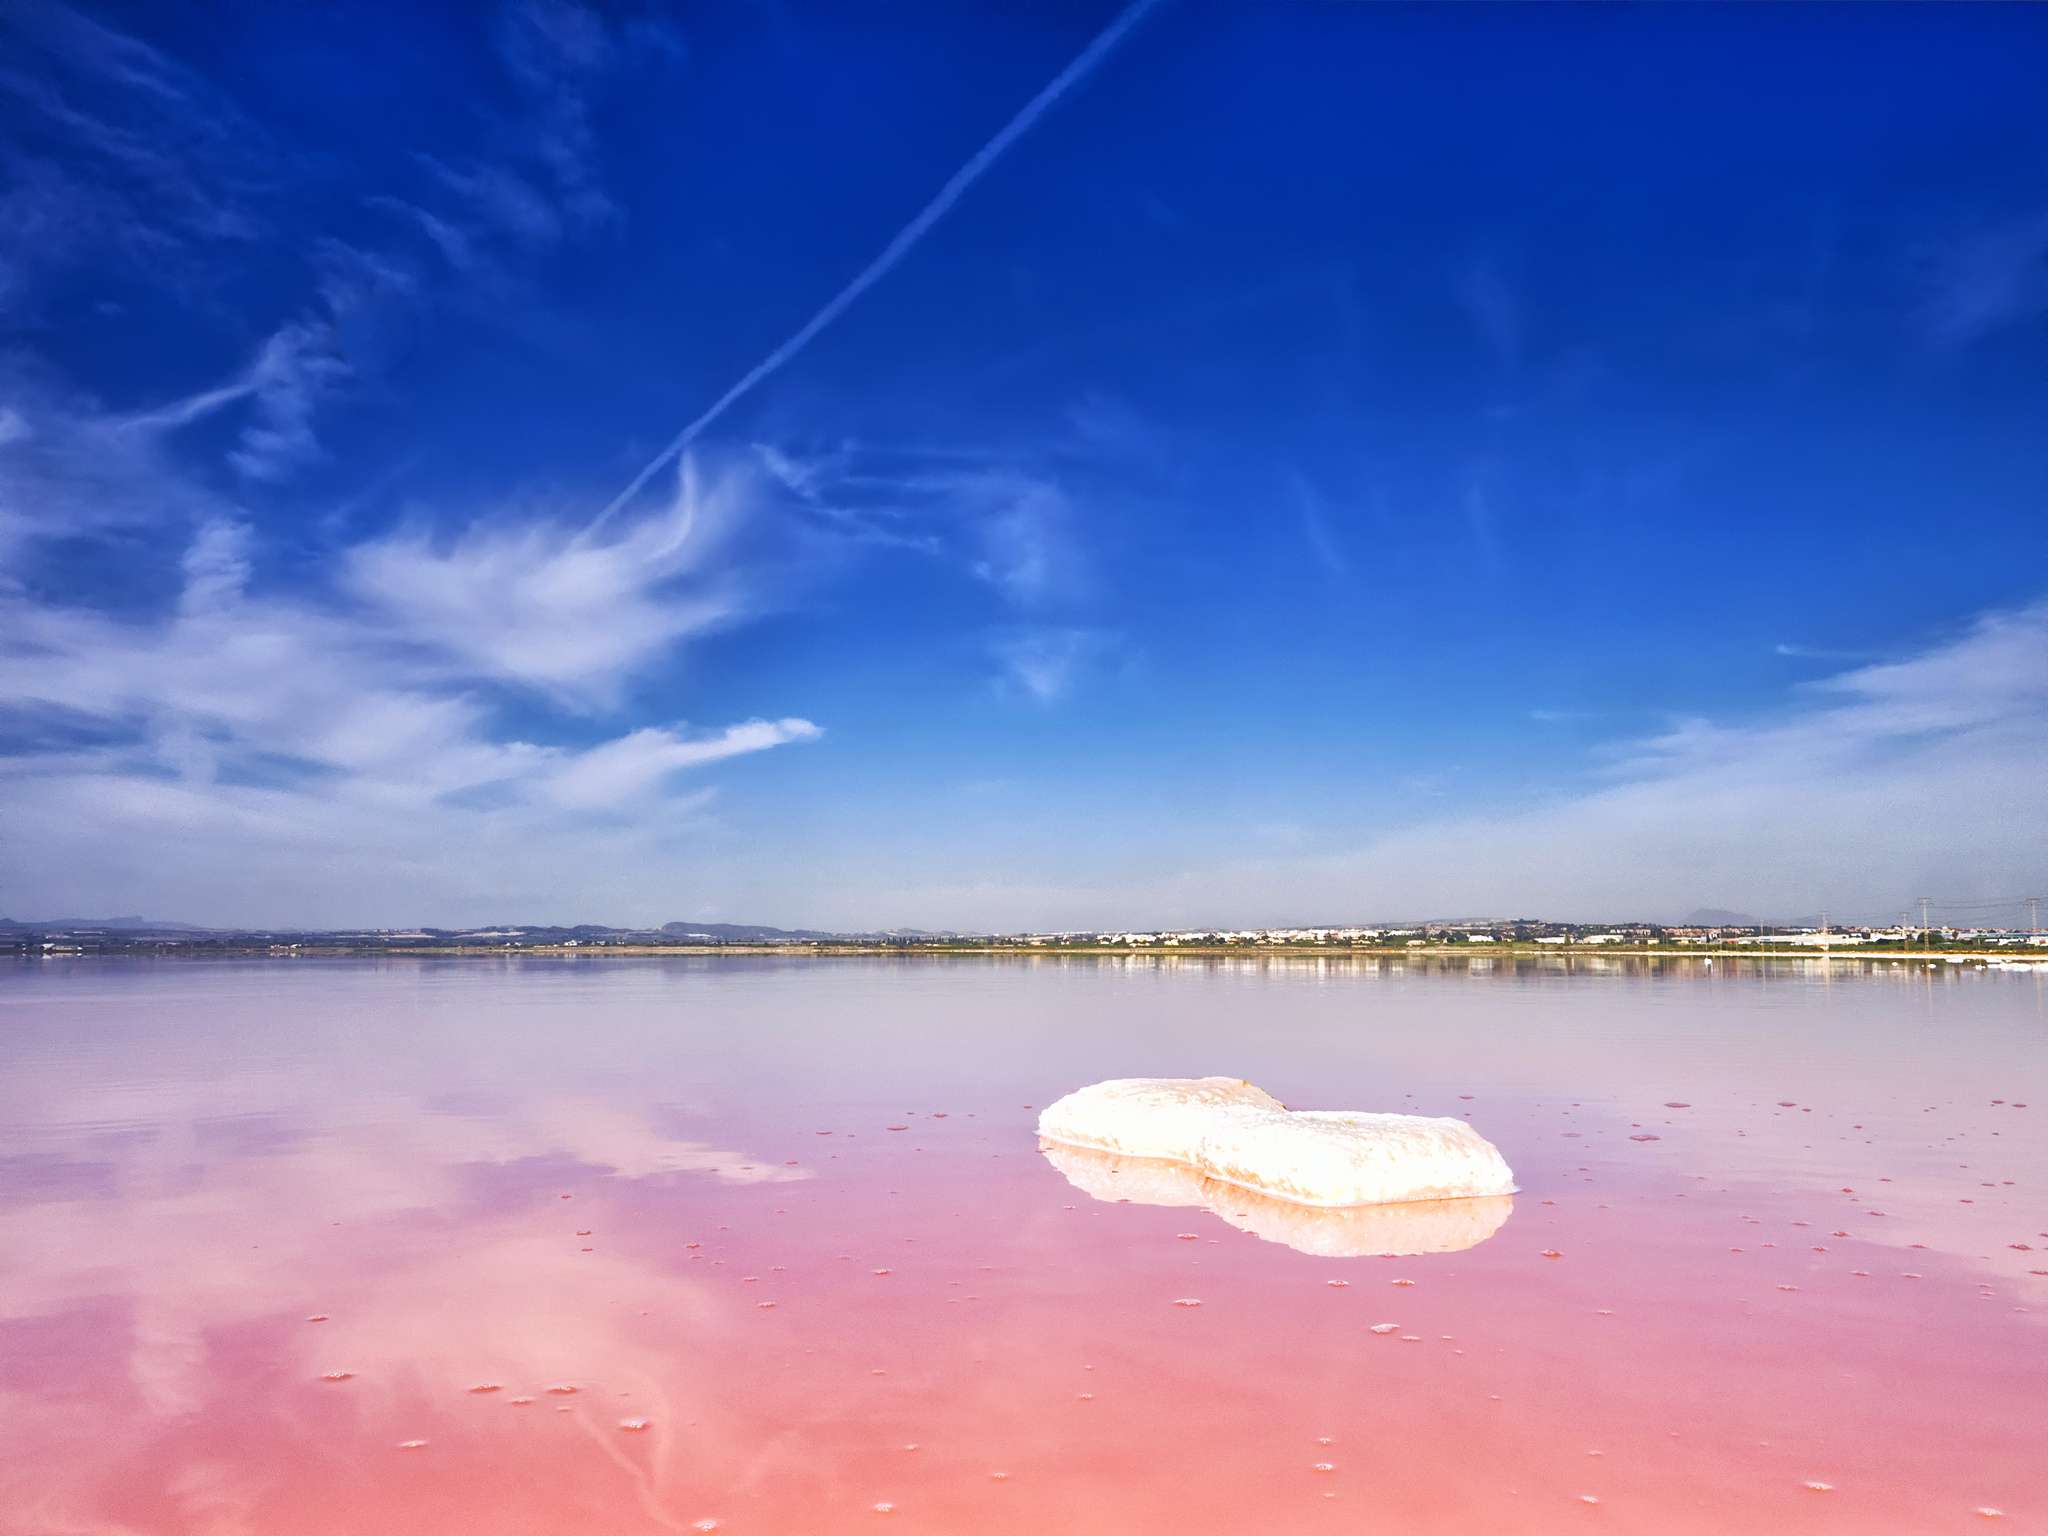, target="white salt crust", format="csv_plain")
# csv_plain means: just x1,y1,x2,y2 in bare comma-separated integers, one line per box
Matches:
1040,1141,1513,1257
1037,1076,1516,1209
